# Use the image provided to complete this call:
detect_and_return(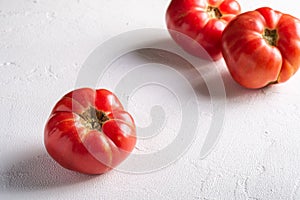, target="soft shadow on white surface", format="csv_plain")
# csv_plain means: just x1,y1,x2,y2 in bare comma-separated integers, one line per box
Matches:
140,39,211,98
131,46,212,101
0,152,95,192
